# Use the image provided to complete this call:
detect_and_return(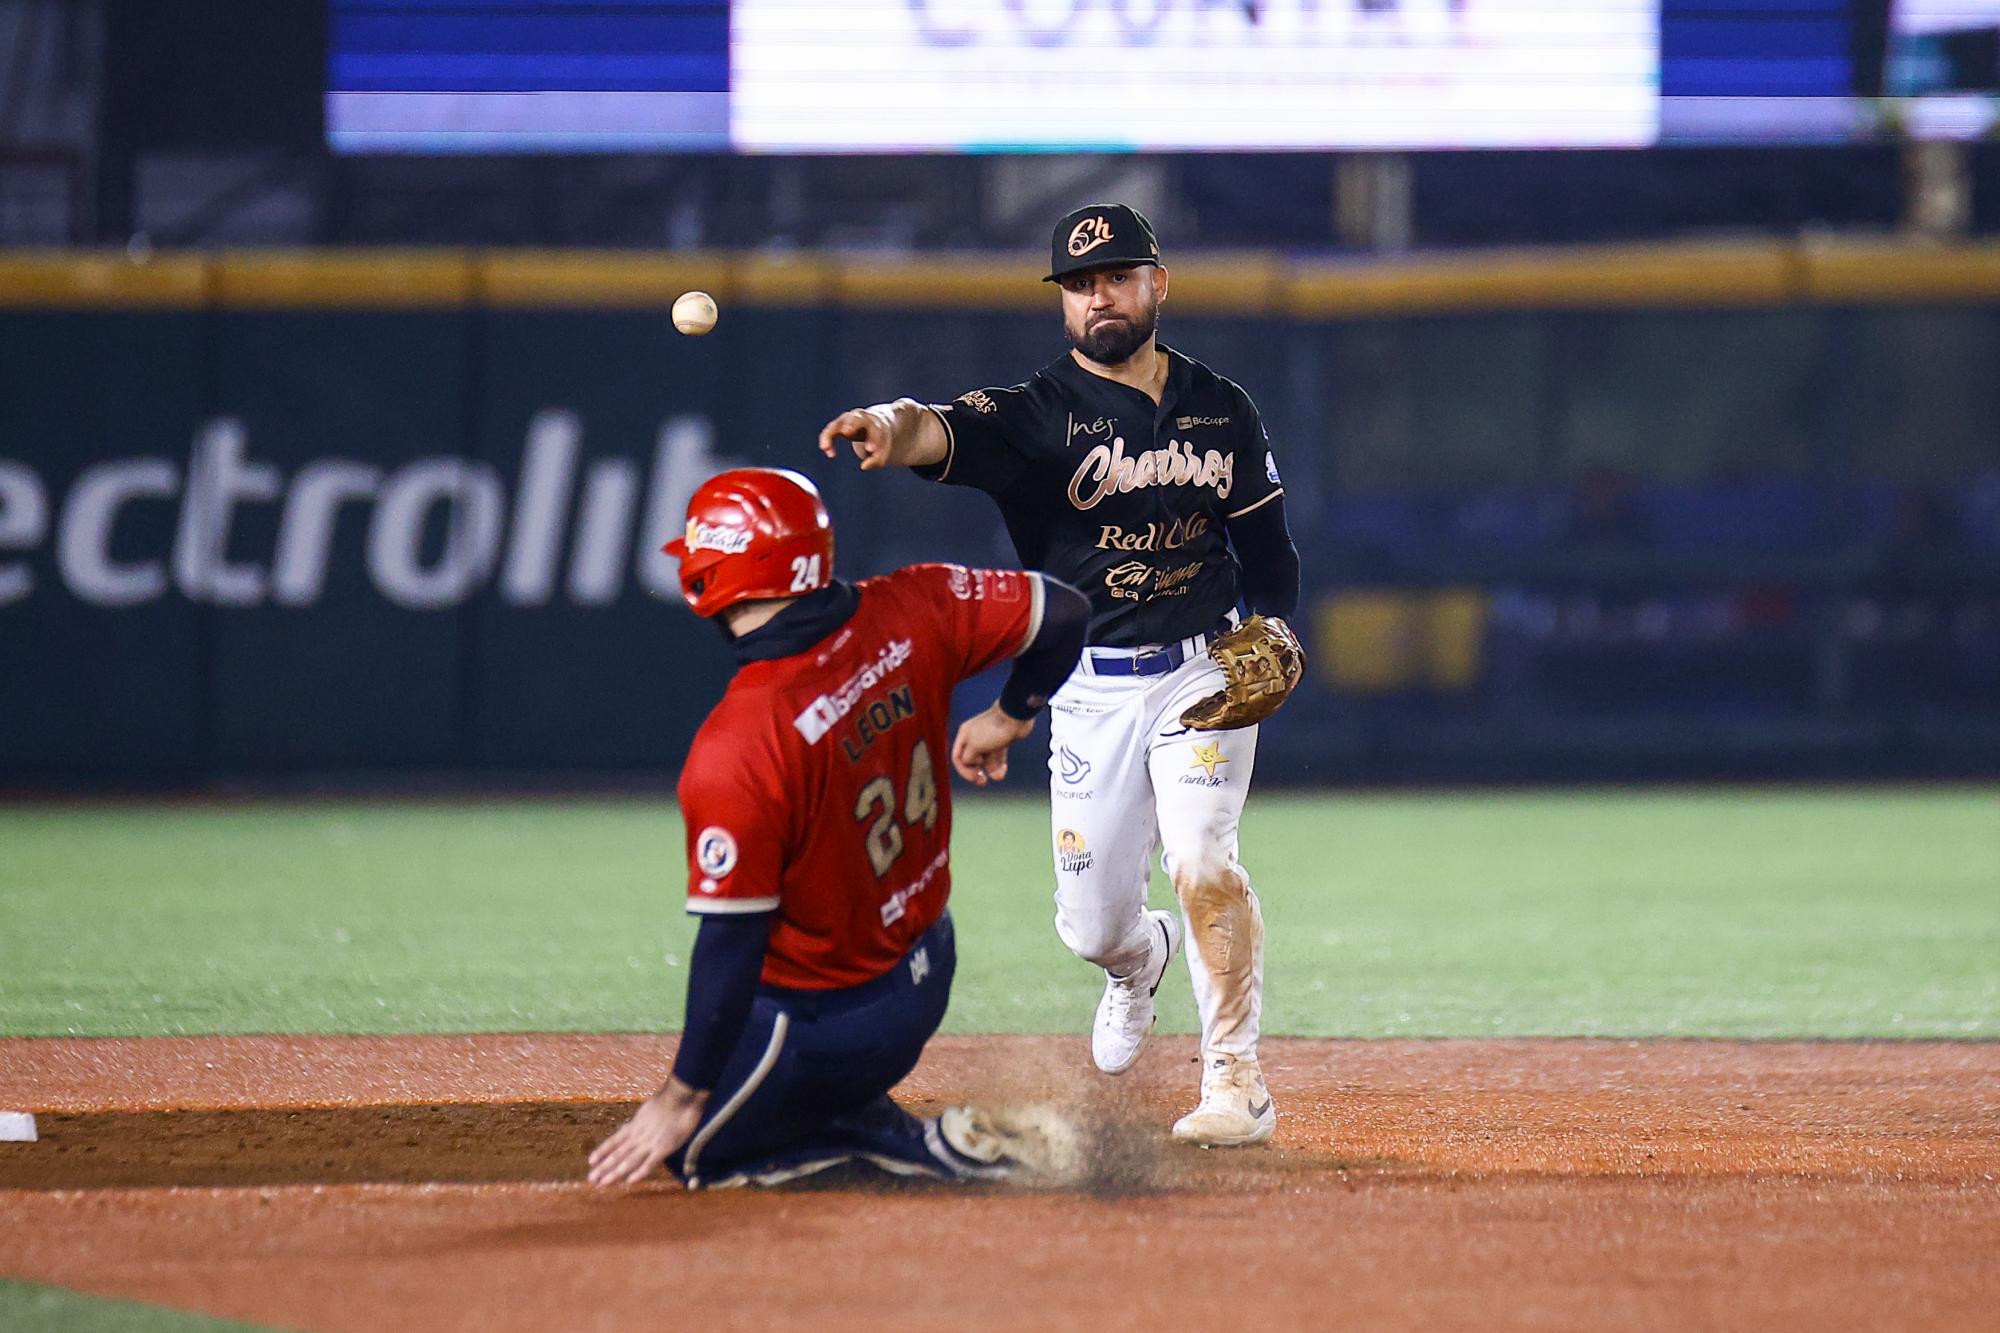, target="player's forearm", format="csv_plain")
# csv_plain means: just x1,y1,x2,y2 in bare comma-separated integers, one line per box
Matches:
669,911,772,1092
998,575,1089,719
875,398,950,469
1228,495,1301,621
